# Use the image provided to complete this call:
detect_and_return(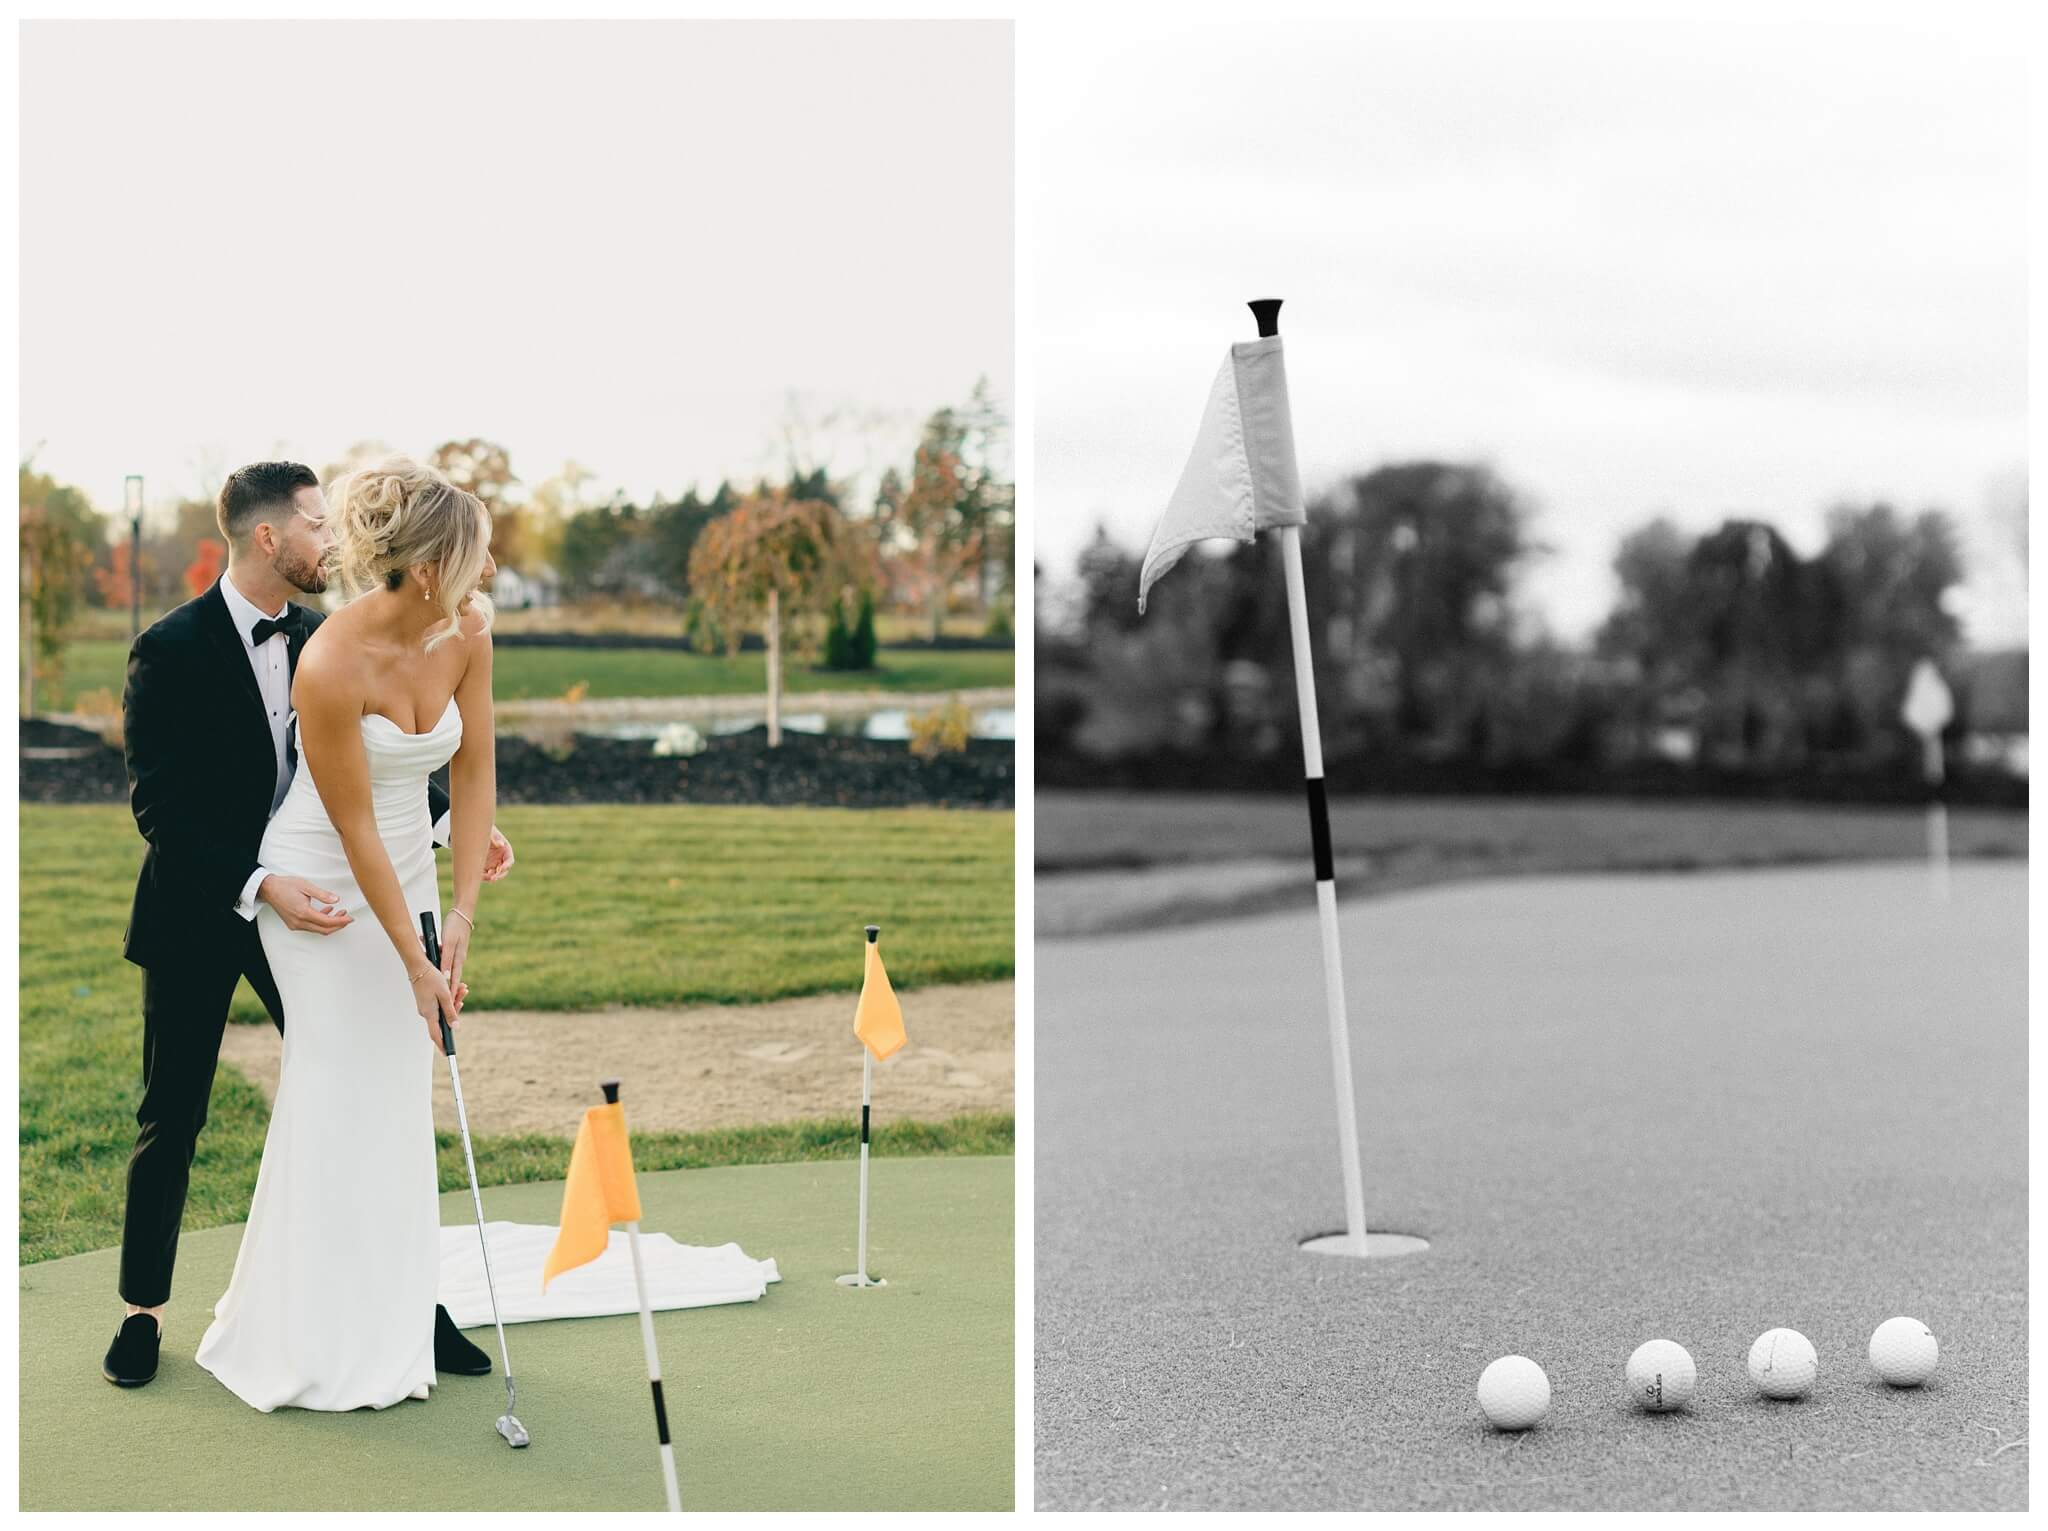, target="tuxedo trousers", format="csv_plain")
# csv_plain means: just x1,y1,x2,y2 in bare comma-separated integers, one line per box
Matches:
119,918,285,1307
